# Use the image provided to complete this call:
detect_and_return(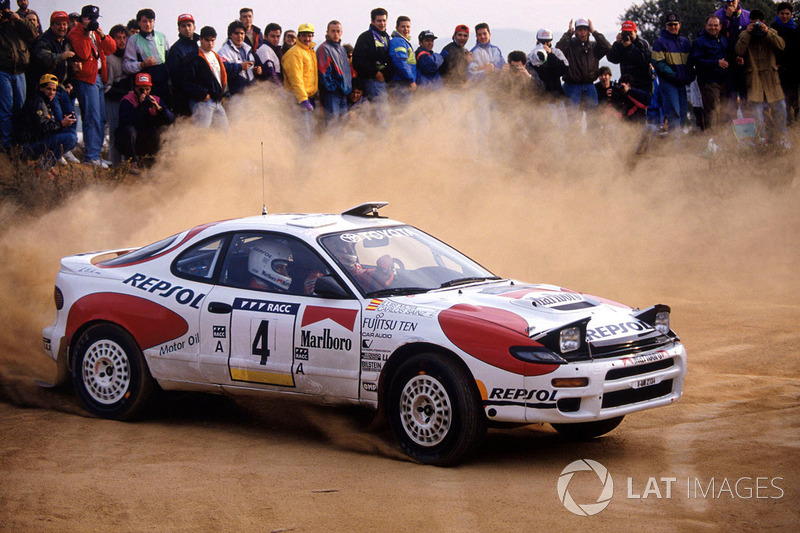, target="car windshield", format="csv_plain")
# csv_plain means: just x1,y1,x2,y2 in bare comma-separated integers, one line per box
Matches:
319,225,498,296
